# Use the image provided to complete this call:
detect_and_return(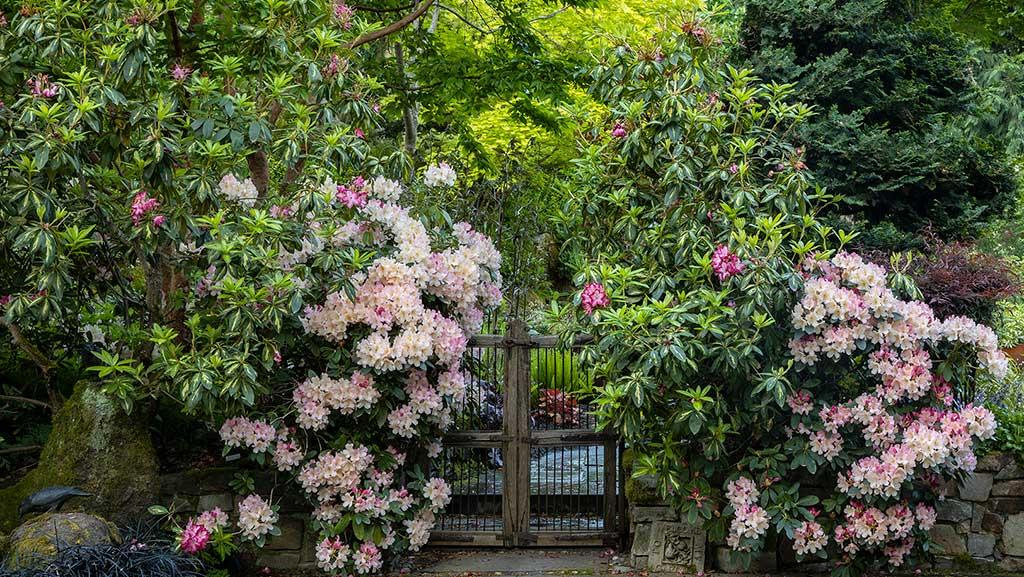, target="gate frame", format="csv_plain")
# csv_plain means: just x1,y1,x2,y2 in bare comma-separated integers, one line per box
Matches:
431,320,624,547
